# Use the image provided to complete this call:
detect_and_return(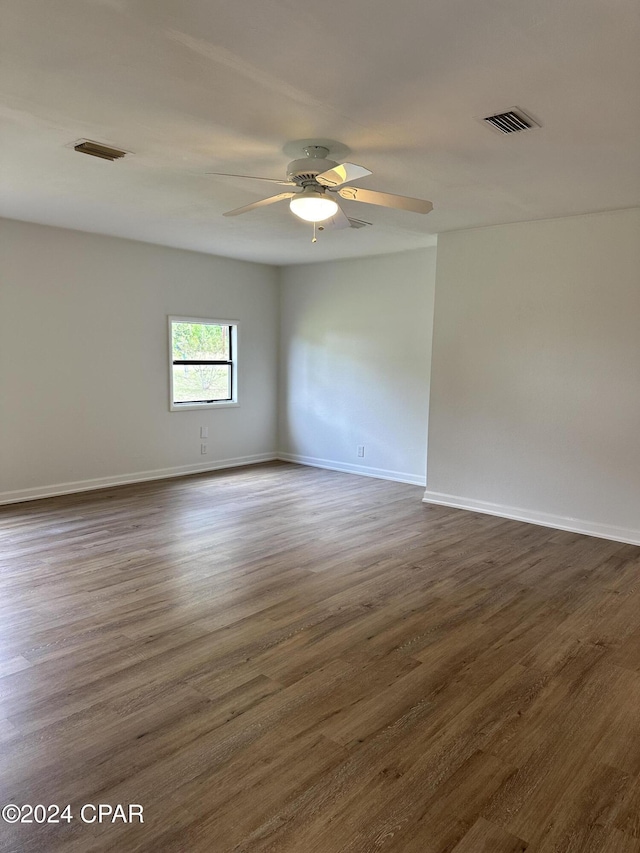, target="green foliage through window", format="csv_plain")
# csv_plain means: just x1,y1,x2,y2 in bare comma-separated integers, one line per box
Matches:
172,322,229,362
